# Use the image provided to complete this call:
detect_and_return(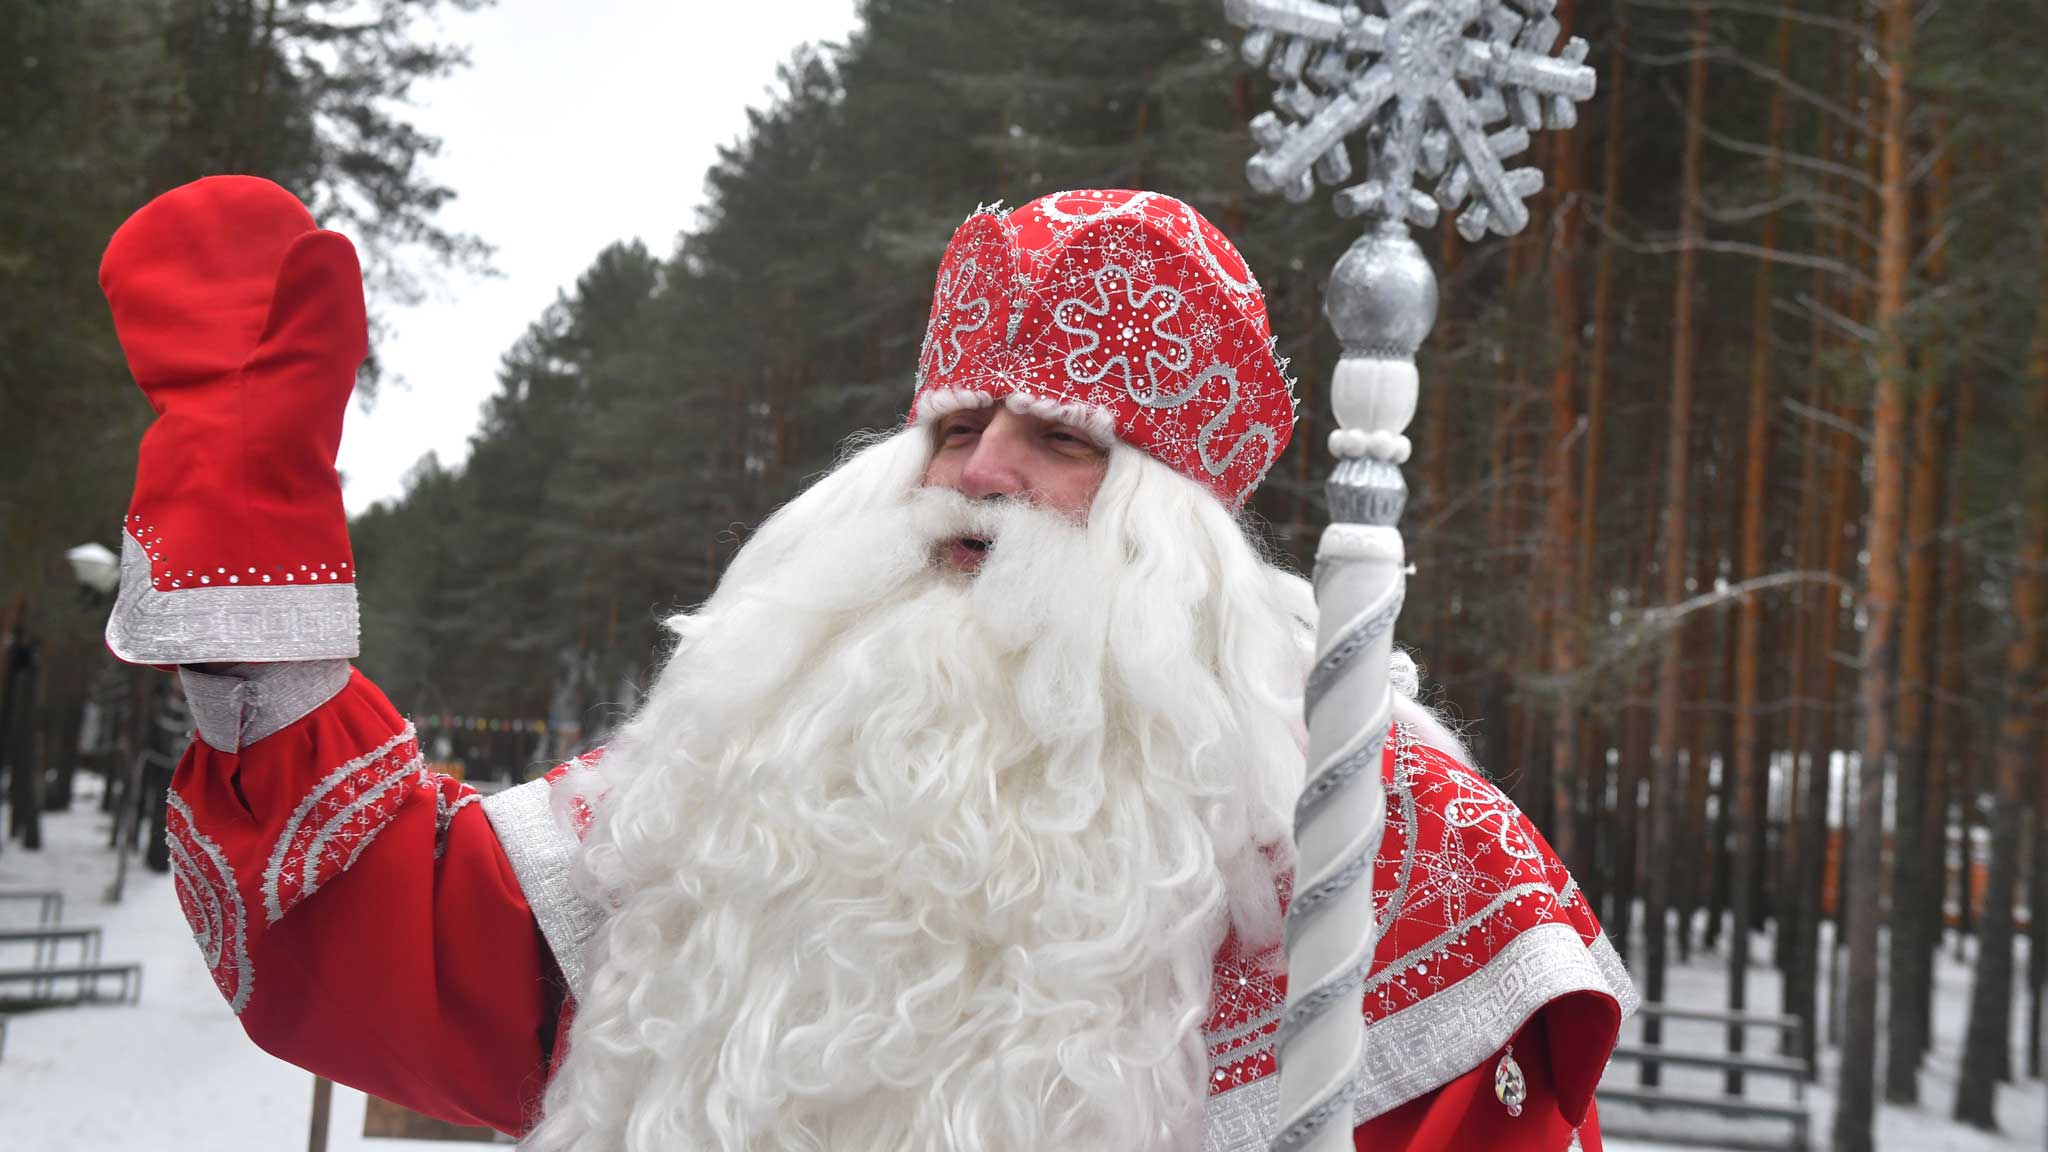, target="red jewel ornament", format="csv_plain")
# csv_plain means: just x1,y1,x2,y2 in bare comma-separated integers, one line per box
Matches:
908,190,1297,510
